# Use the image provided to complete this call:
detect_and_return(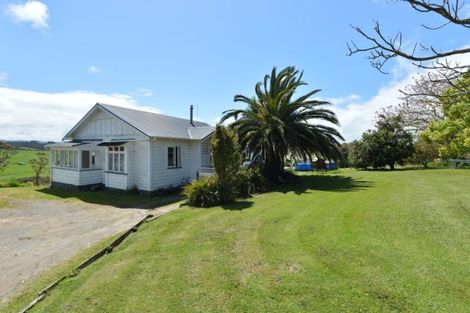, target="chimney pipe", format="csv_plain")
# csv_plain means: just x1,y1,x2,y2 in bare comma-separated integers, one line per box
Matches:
190,105,194,126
